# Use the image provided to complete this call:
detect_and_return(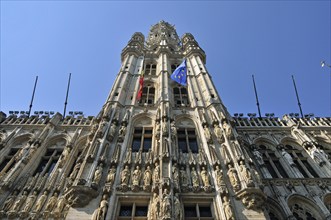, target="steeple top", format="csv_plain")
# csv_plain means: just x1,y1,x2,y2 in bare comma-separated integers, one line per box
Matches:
146,21,180,49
